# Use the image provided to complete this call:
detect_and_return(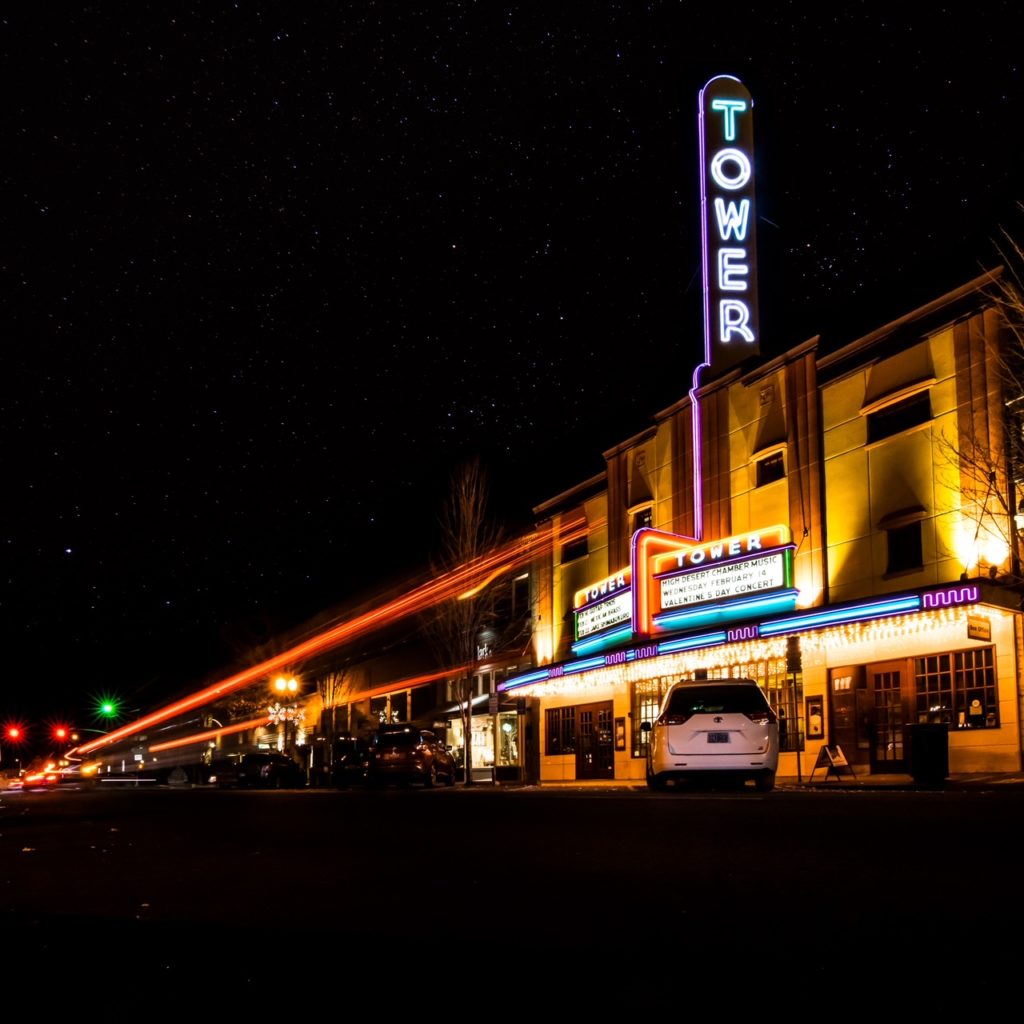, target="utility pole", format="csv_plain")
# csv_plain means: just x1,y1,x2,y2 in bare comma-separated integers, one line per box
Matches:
787,635,803,783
